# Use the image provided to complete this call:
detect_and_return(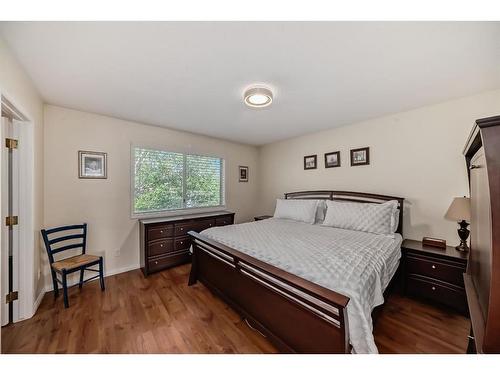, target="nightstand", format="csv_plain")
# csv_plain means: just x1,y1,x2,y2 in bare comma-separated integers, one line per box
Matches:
254,215,273,221
402,239,468,315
